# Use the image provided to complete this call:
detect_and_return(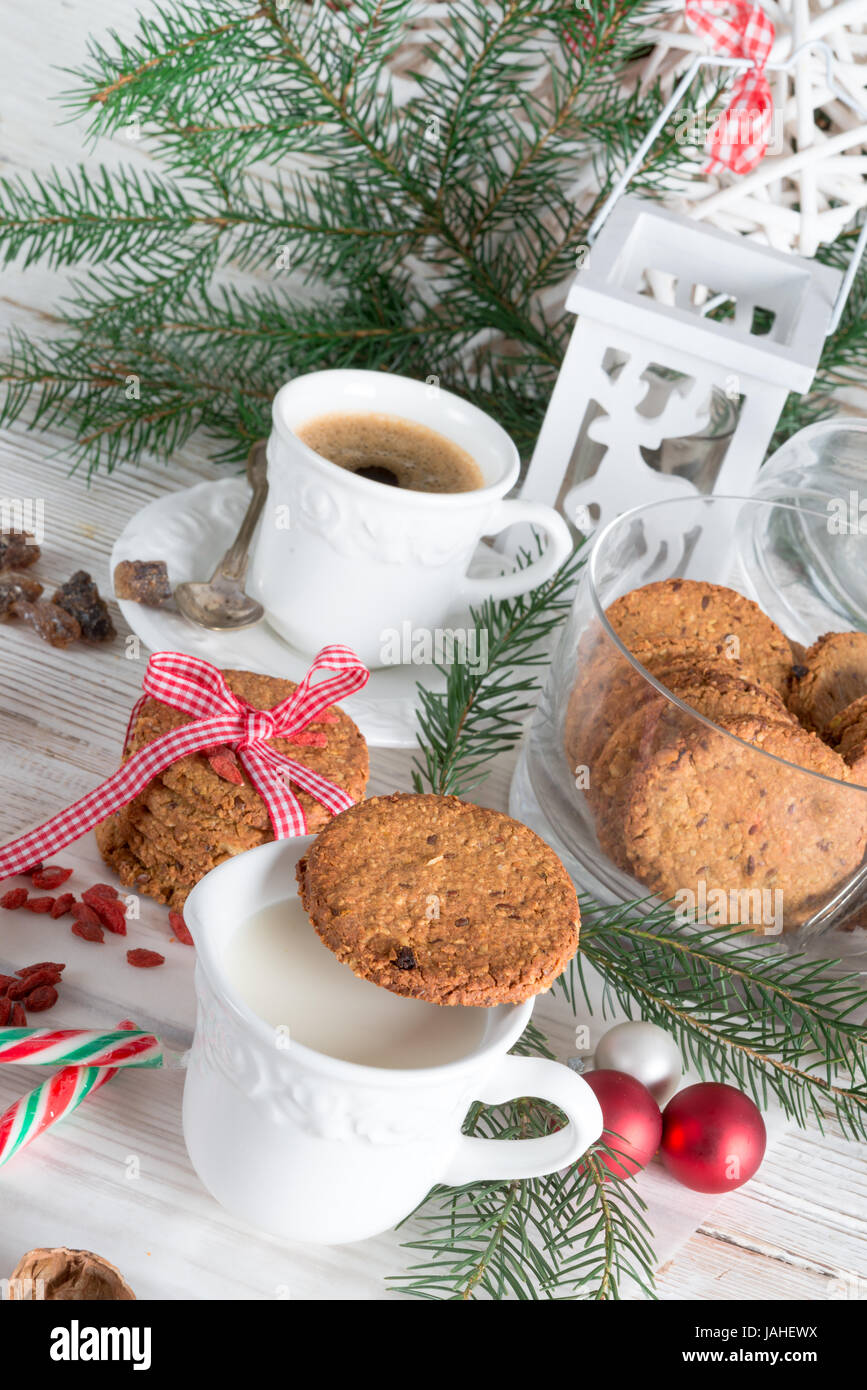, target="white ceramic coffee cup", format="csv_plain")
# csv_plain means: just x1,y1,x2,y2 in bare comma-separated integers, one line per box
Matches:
247,369,574,667
182,836,603,1246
